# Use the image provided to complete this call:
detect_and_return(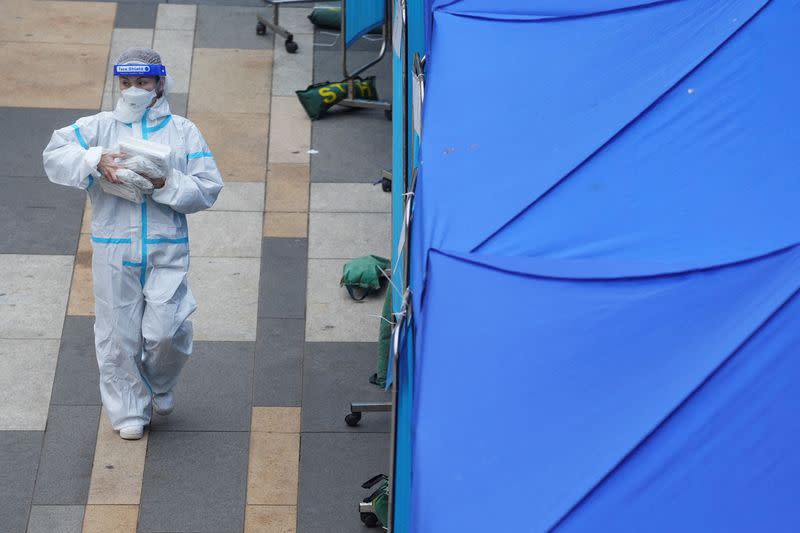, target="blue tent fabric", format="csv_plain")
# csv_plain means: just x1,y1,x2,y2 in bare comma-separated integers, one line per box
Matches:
345,0,386,45
405,0,800,530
